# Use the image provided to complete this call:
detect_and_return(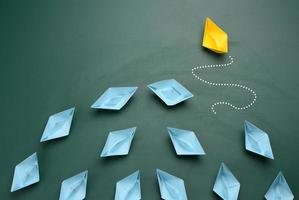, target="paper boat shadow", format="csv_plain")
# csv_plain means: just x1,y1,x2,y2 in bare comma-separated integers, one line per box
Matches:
148,92,190,111
201,47,226,59
39,135,69,148
91,96,136,116
243,150,272,164
212,190,224,200
10,181,39,196
98,155,129,166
